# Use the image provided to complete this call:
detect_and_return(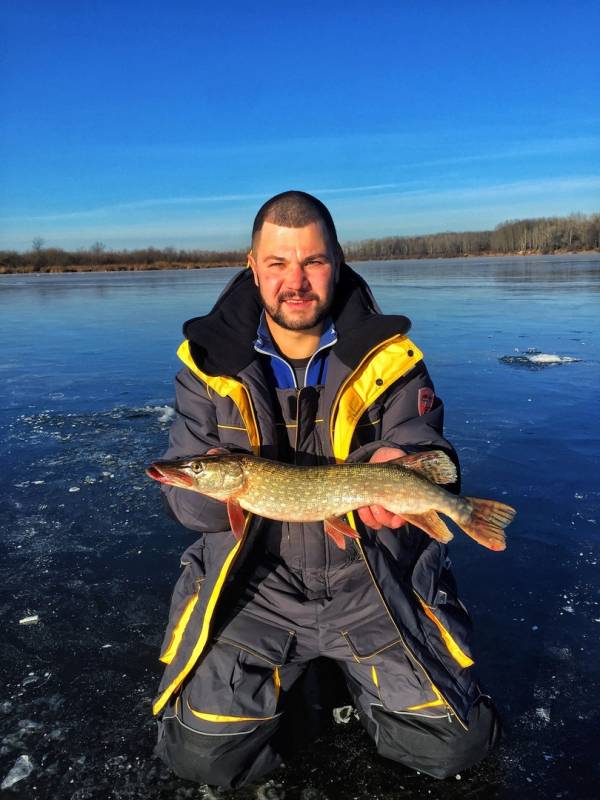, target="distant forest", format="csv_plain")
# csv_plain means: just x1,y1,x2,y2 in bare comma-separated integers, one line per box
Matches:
1,212,598,273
